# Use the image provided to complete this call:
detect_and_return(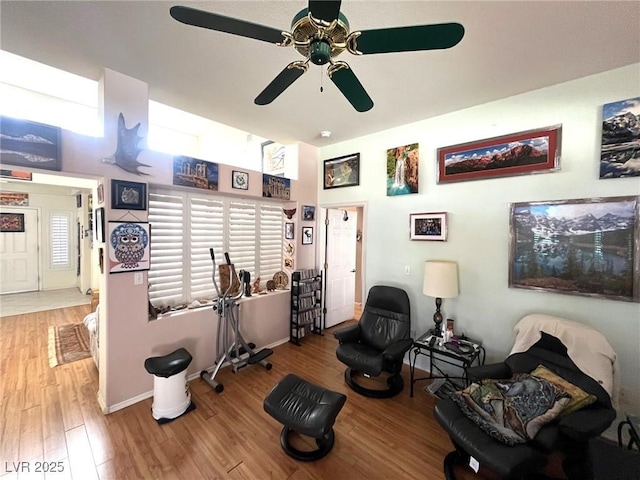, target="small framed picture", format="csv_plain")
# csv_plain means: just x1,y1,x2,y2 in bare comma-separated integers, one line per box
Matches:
0,212,25,232
410,212,447,241
232,170,249,190
285,222,294,239
302,226,314,245
111,179,147,210
97,183,104,204
95,207,105,243
302,205,315,221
